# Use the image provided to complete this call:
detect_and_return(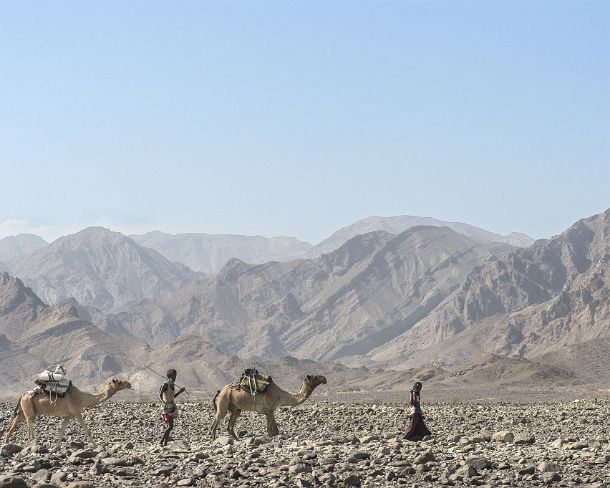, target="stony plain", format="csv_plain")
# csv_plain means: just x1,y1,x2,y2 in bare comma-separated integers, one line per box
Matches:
1,398,609,487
